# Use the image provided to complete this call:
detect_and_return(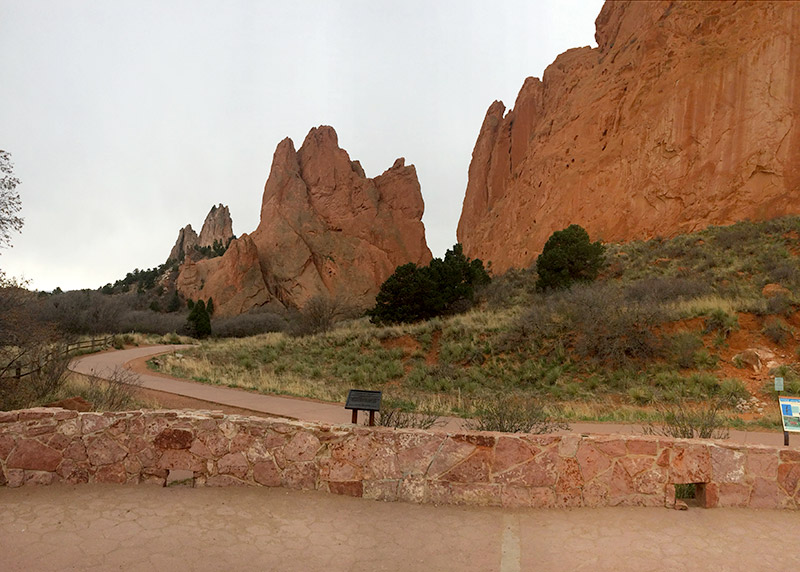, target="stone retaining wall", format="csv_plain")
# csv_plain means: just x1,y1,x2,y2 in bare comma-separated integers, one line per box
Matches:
1,408,799,509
